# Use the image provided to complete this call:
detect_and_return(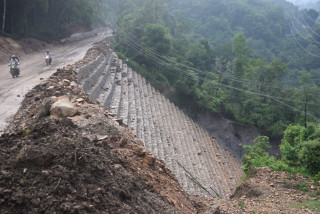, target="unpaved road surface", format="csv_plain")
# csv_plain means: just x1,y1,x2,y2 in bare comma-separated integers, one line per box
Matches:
0,30,111,134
